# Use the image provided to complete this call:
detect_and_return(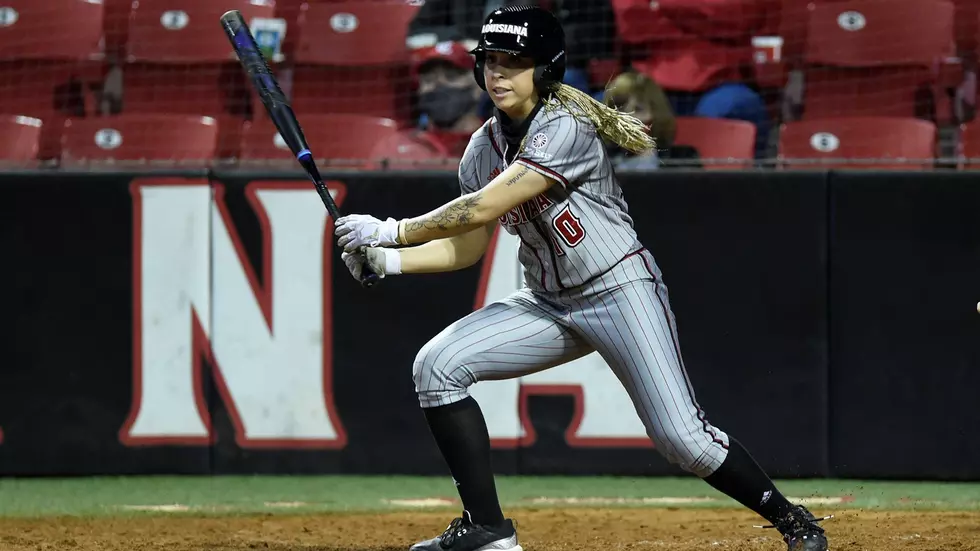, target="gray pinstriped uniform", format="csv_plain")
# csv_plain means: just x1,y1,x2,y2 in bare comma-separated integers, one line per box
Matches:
412,103,730,477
